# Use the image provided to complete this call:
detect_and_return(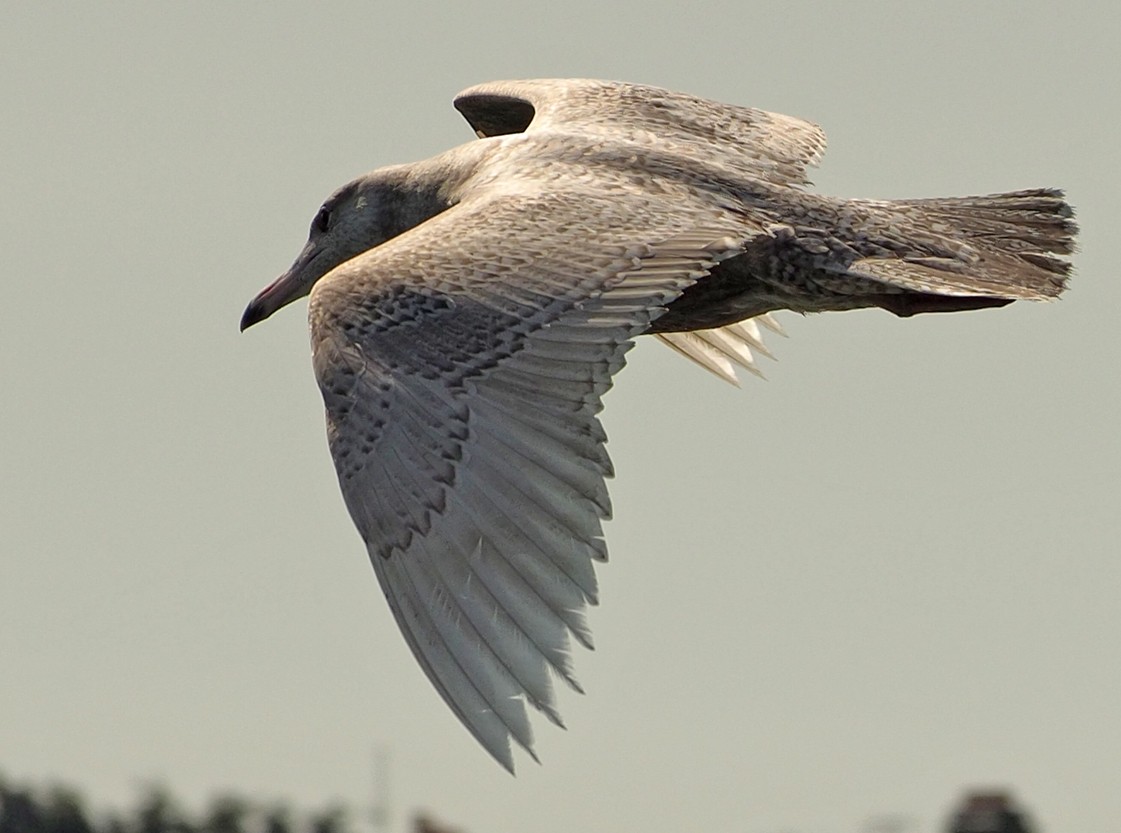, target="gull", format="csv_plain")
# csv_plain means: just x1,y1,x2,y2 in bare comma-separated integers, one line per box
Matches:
240,79,1075,771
